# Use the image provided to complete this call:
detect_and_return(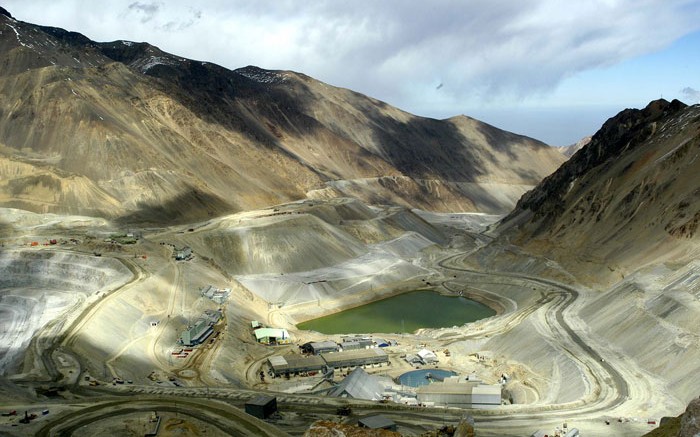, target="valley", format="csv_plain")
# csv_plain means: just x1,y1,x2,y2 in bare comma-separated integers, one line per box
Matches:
0,197,691,436
0,7,699,437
